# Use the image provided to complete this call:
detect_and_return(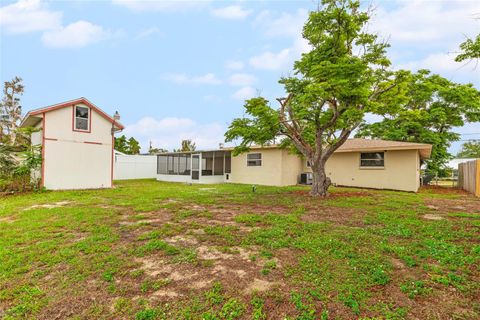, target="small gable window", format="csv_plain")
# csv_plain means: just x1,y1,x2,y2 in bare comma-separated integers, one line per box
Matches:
74,105,90,131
